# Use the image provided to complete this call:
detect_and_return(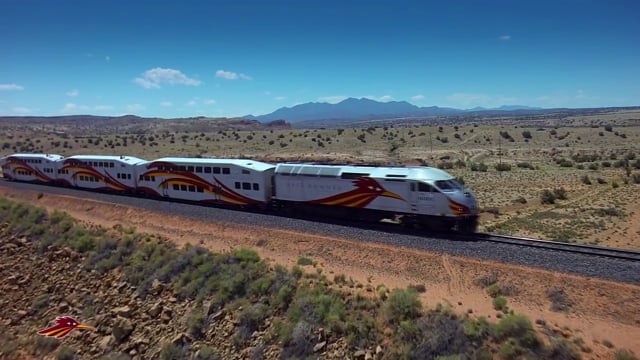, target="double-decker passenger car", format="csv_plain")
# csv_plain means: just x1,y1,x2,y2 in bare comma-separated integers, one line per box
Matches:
136,157,275,205
0,153,63,184
273,163,478,231
57,155,146,192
